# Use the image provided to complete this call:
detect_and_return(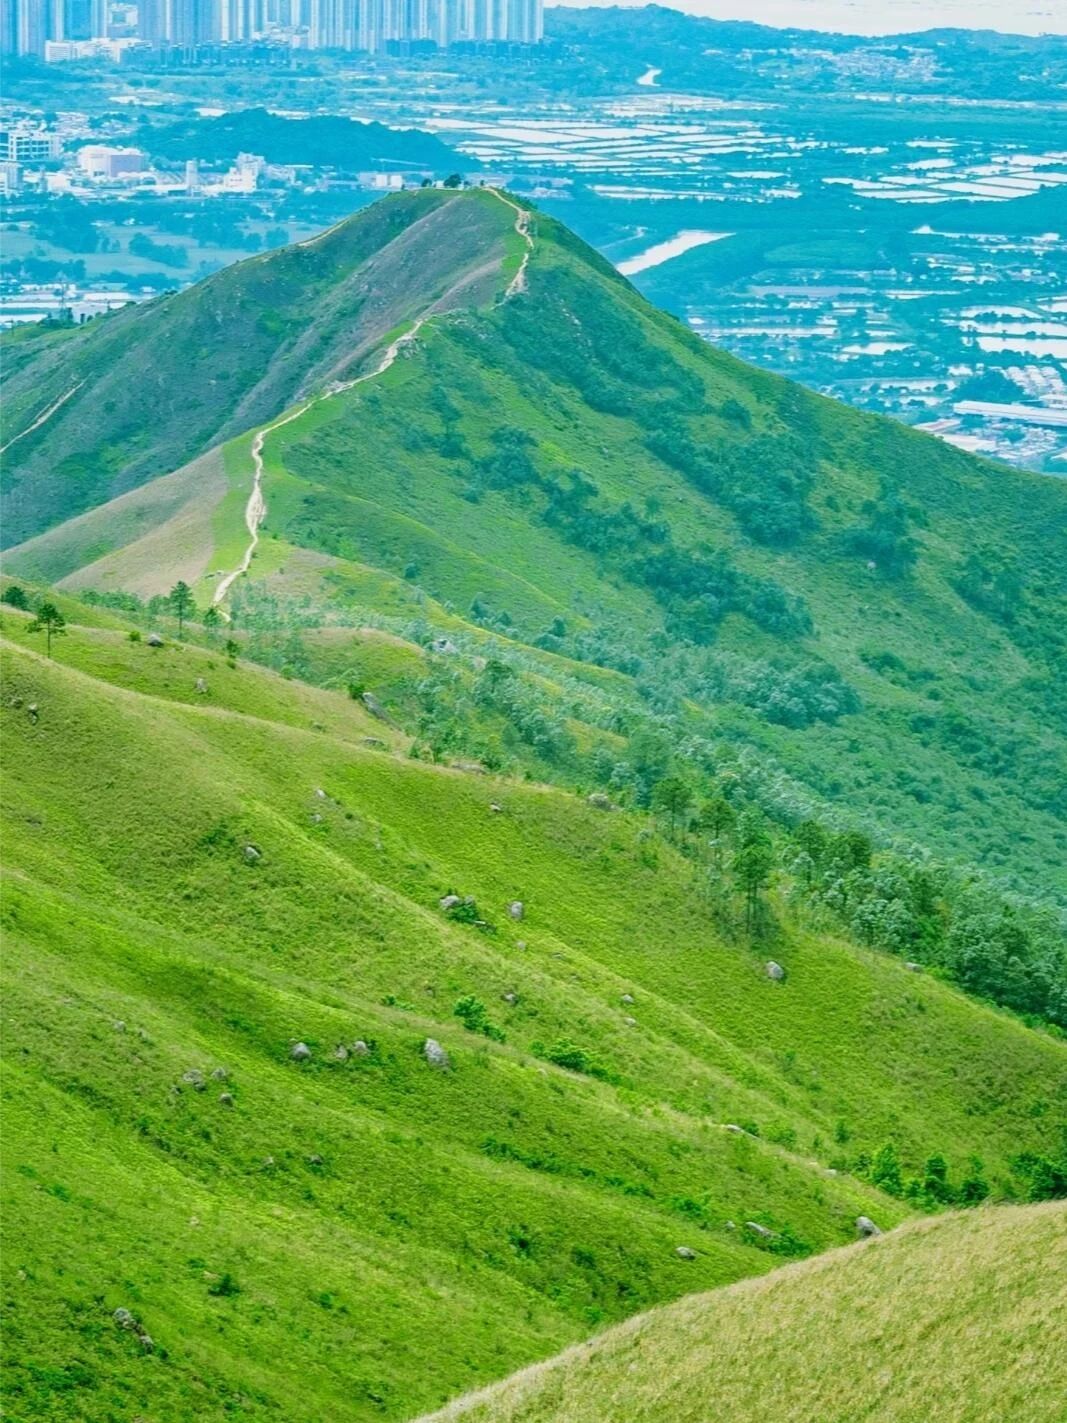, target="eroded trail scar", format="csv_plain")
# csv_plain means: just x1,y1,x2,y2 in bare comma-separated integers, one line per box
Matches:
488,188,533,298
0,382,84,456
212,315,432,610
